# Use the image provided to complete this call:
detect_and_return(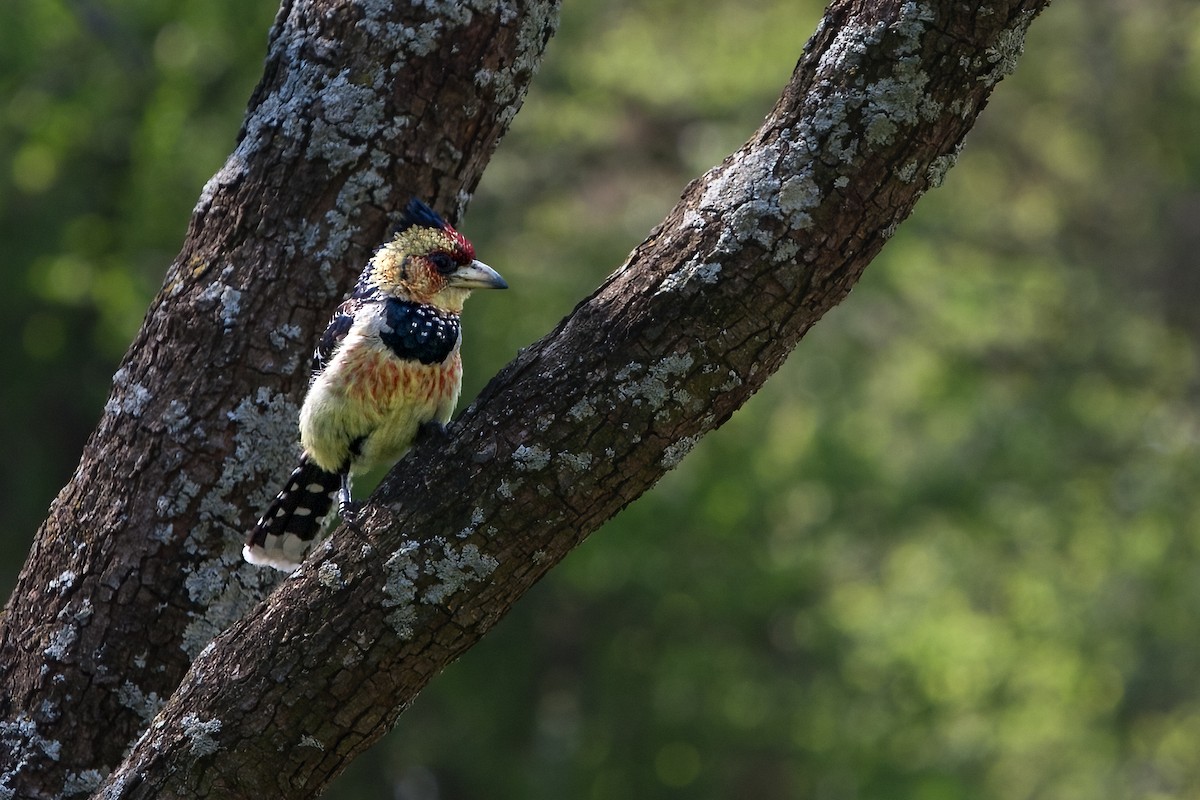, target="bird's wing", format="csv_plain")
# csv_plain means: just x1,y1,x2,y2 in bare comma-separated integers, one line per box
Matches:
311,301,357,376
